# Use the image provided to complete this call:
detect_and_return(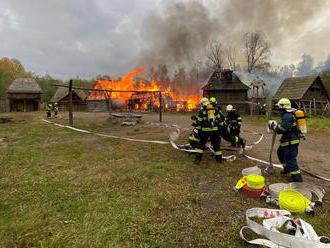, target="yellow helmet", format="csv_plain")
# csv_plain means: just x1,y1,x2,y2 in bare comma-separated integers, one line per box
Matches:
209,97,217,104
276,98,291,109
226,104,233,111
200,97,209,106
